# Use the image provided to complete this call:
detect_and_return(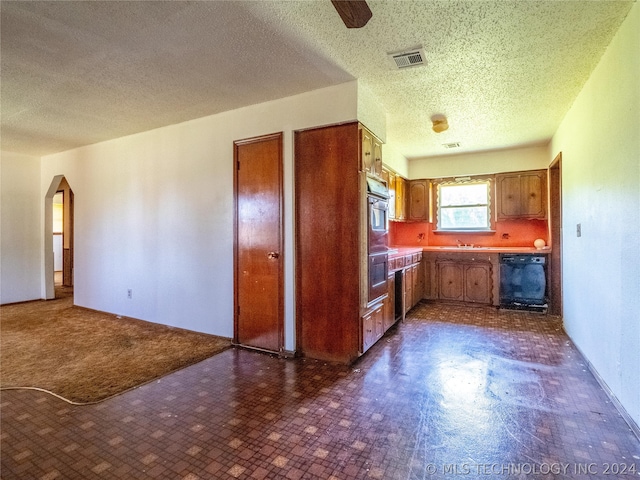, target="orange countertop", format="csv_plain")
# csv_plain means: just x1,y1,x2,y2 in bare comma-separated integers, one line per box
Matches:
391,245,551,254
387,247,424,257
